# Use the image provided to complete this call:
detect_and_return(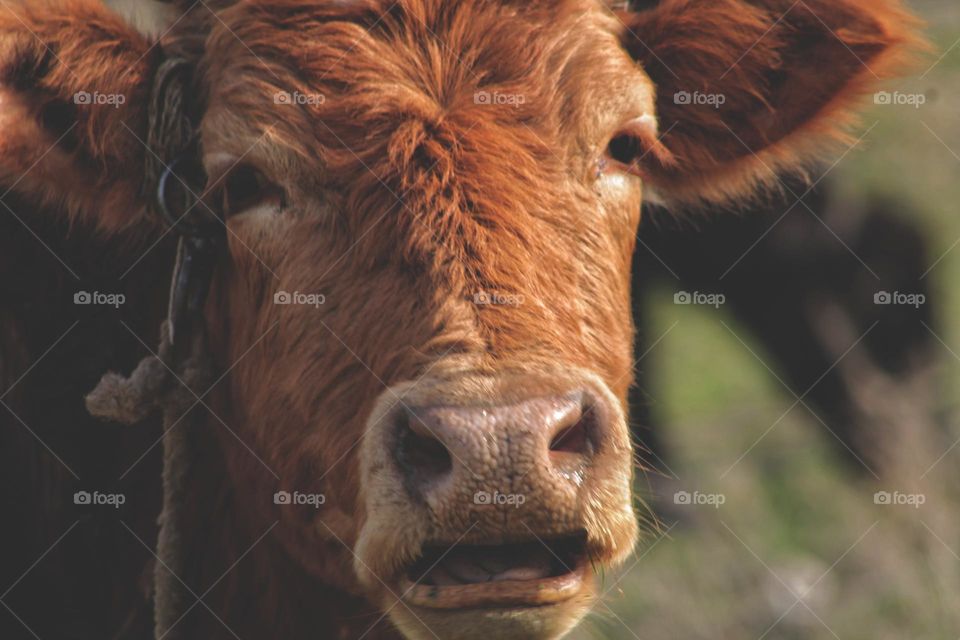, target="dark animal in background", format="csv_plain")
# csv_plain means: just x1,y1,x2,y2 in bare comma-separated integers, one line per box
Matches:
631,182,934,474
